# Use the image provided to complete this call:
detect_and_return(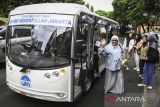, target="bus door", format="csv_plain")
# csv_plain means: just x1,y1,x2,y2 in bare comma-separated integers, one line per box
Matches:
94,19,107,72
73,14,94,98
